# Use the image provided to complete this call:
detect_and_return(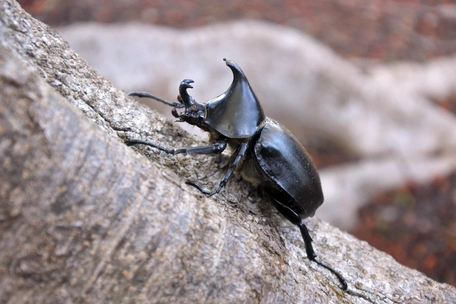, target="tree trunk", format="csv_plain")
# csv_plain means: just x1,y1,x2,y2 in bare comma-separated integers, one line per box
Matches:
1,1,455,303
